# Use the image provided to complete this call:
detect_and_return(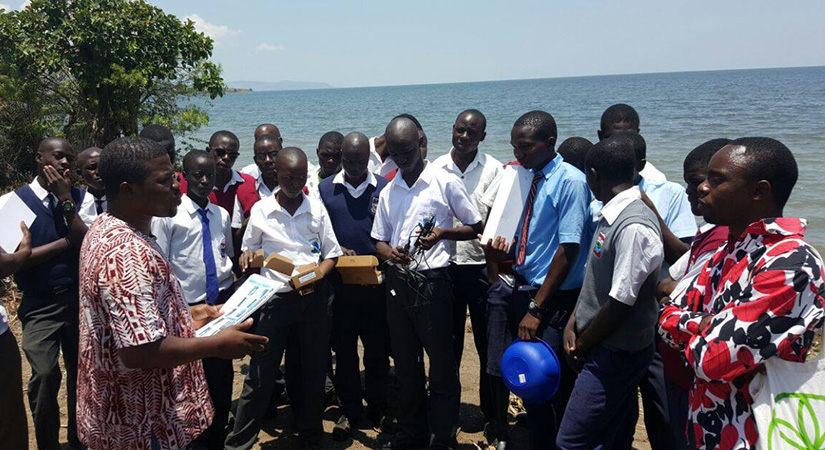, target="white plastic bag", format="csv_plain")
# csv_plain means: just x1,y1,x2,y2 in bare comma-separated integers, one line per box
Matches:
751,329,825,450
